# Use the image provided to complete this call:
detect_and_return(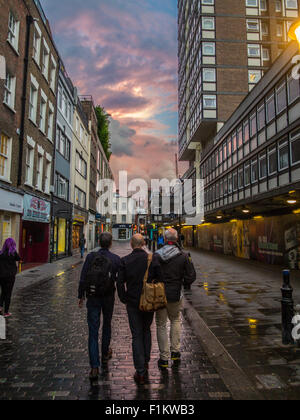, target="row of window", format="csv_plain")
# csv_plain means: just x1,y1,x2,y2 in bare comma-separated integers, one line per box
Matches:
58,83,73,126
201,70,300,180
25,140,52,194
204,131,300,204
246,0,298,10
